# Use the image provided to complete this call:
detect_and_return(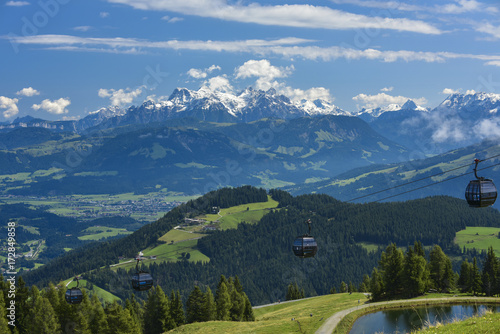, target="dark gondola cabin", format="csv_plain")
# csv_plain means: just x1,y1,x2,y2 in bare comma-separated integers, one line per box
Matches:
65,277,83,304
131,257,153,291
293,236,318,258
292,219,318,258
466,179,497,207
65,287,83,304
465,159,497,208
131,272,154,291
